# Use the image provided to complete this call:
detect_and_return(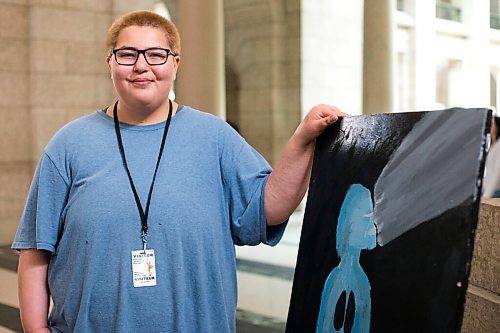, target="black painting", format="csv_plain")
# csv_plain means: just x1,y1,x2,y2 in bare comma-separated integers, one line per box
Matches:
286,108,491,333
